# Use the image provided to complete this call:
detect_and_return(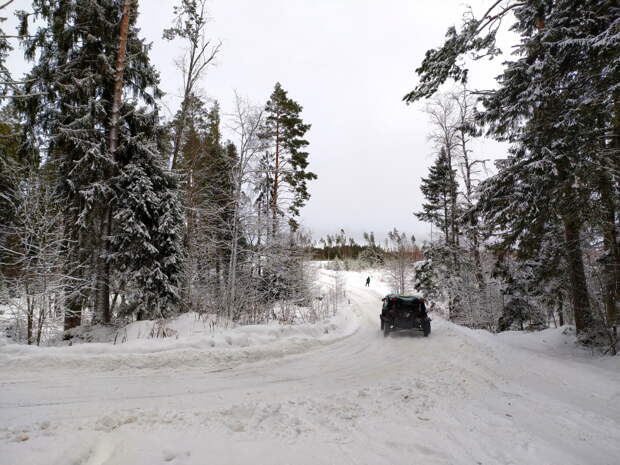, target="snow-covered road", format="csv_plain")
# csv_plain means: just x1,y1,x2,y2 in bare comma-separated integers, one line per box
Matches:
2,274,620,465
